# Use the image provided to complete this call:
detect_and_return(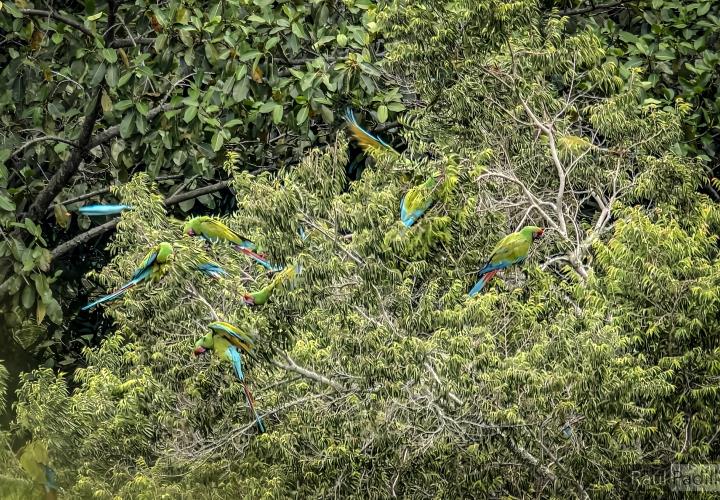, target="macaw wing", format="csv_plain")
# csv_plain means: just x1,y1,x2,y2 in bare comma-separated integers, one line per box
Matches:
400,193,409,222
345,109,396,154
132,248,159,280
200,219,252,247
488,233,529,265
209,322,255,353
